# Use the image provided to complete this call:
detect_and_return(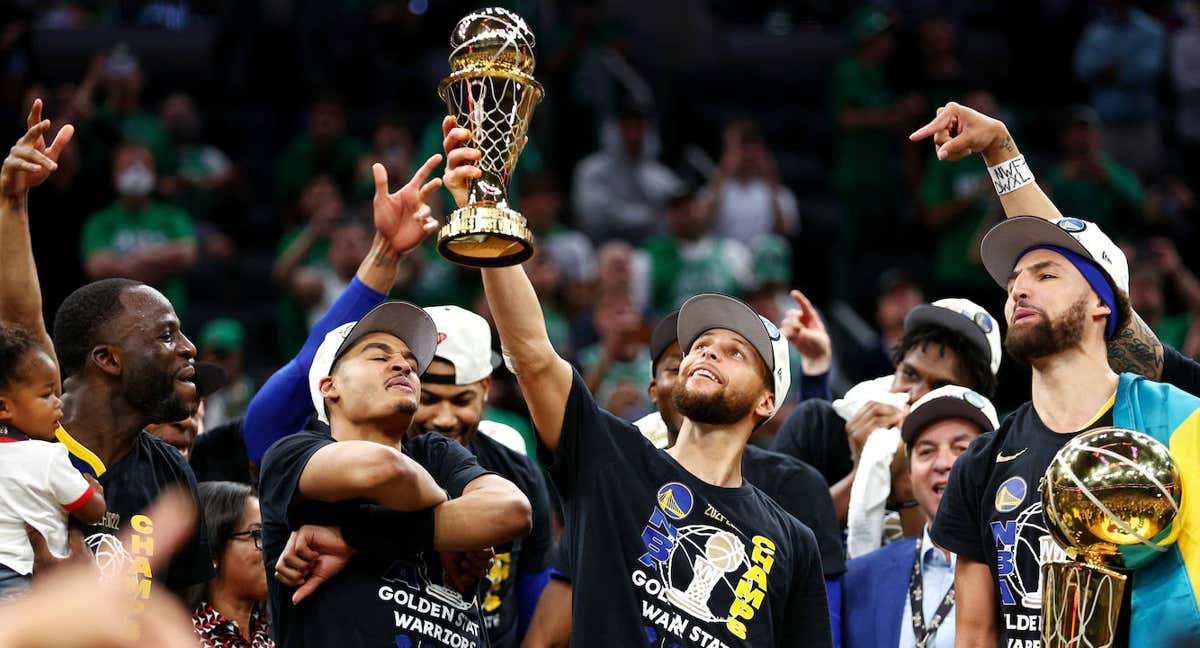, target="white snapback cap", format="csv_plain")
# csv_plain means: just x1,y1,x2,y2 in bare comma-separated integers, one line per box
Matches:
308,301,438,424
904,298,1002,375
424,305,499,385
900,384,999,446
980,216,1129,294
676,293,791,420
